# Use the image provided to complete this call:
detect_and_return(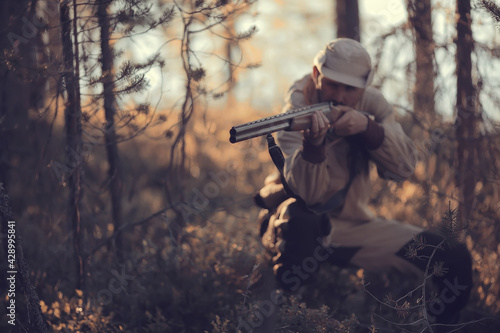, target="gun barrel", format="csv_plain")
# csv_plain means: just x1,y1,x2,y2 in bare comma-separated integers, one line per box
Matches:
229,102,333,144
230,121,290,143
